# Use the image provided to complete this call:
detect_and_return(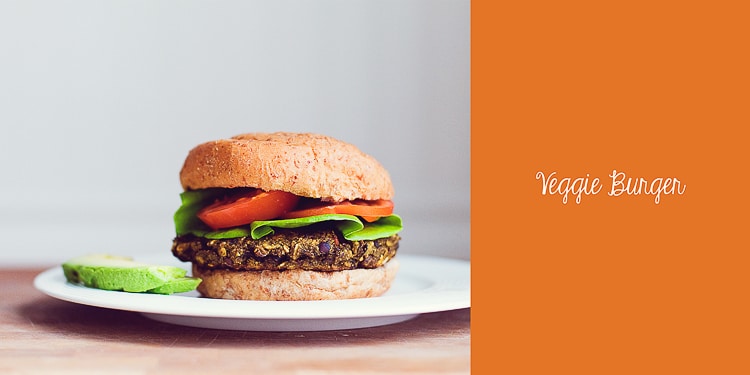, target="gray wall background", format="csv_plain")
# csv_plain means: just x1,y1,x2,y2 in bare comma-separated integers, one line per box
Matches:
0,0,470,266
